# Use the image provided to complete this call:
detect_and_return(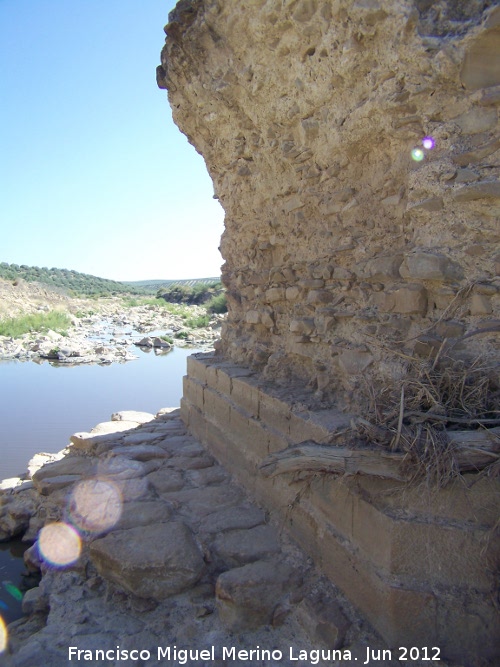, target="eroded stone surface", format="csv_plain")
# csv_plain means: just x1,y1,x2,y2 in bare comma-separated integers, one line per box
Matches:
159,0,500,413
215,559,297,632
2,411,373,667
89,521,206,599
